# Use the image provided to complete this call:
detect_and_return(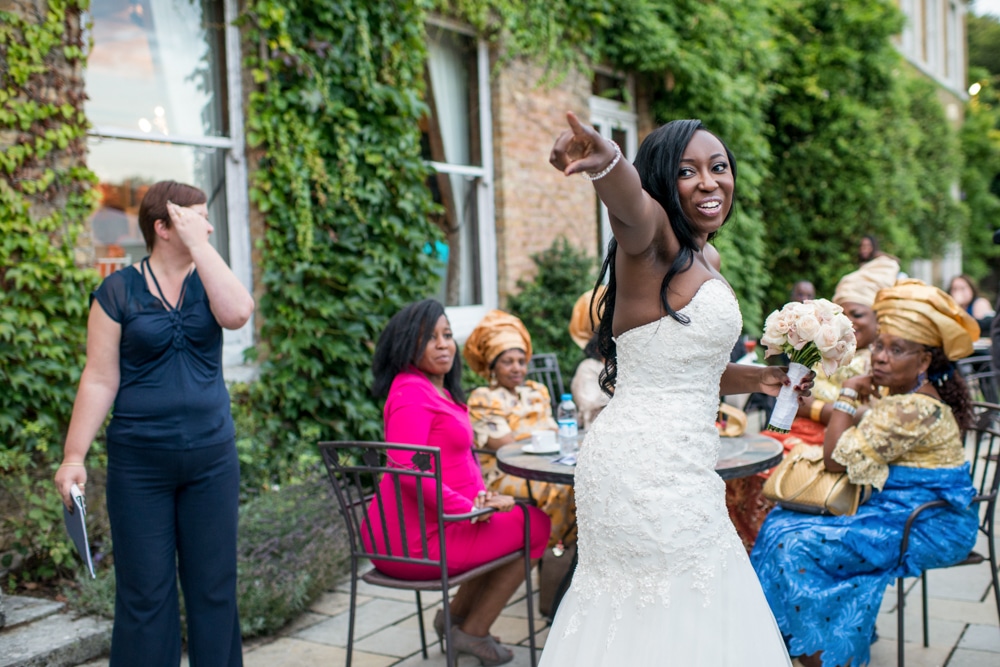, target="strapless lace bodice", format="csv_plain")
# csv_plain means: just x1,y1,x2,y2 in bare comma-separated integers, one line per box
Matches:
566,279,746,641
540,278,791,664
